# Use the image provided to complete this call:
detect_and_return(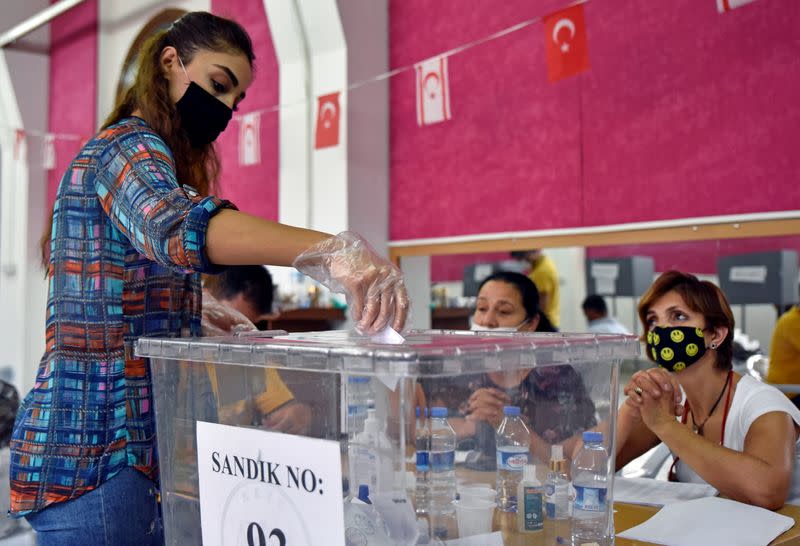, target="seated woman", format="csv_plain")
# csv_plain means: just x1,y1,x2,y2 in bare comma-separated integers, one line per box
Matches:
619,270,800,509
424,271,596,467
